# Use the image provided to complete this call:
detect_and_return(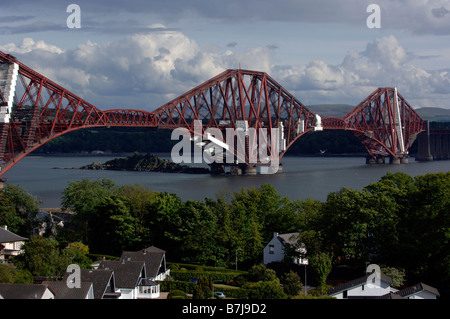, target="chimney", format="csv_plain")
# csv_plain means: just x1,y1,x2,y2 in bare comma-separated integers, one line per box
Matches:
3,225,7,231
273,232,278,238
